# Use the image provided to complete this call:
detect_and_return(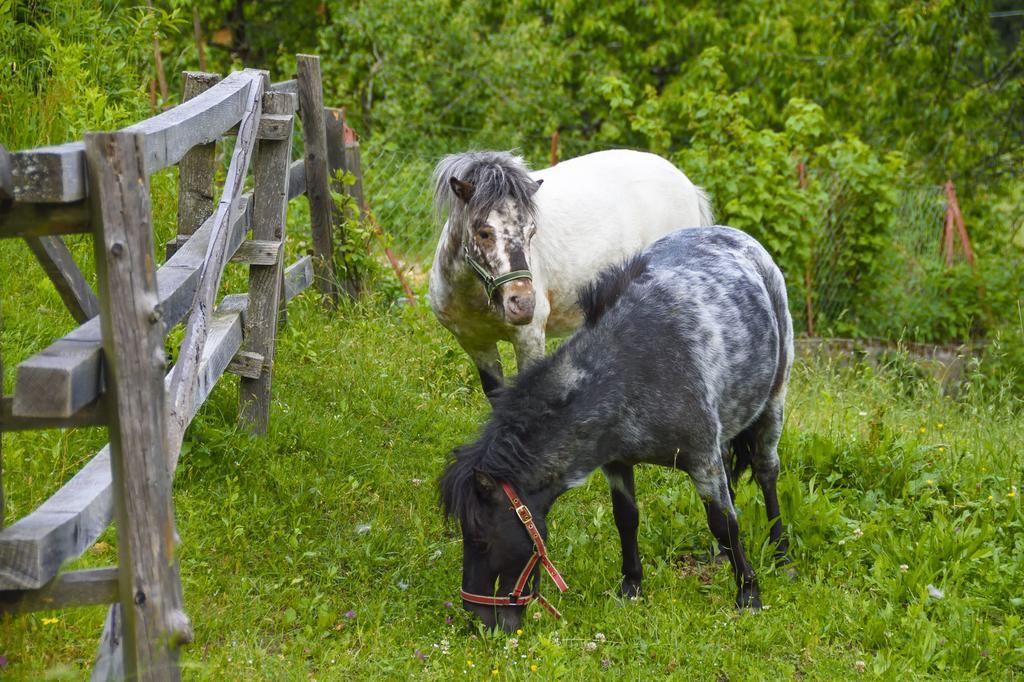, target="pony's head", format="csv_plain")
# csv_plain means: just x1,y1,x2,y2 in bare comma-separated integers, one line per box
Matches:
433,151,544,325
440,439,549,632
